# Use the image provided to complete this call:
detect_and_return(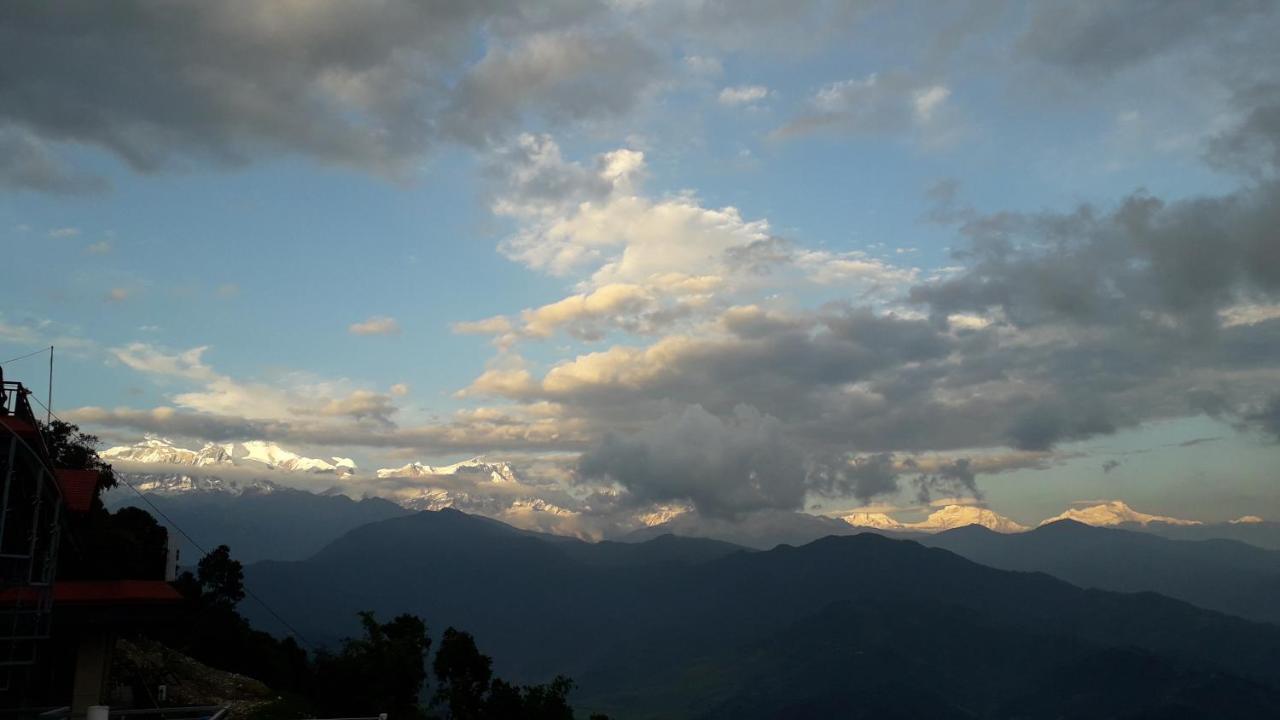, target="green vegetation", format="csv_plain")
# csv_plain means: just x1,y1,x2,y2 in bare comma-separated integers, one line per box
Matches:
160,545,606,719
